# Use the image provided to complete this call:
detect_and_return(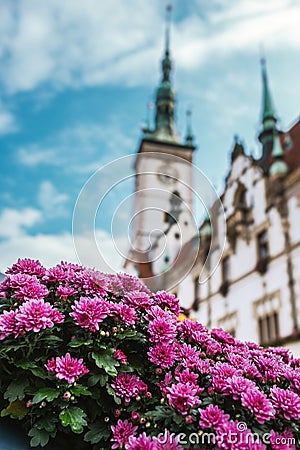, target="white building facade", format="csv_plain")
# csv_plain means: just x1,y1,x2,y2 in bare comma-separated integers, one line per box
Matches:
125,23,300,355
